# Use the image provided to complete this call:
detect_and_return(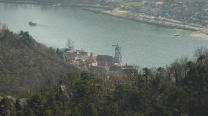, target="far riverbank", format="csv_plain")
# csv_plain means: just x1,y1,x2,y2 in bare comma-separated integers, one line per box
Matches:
84,8,208,35
1,0,208,35
0,0,112,9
